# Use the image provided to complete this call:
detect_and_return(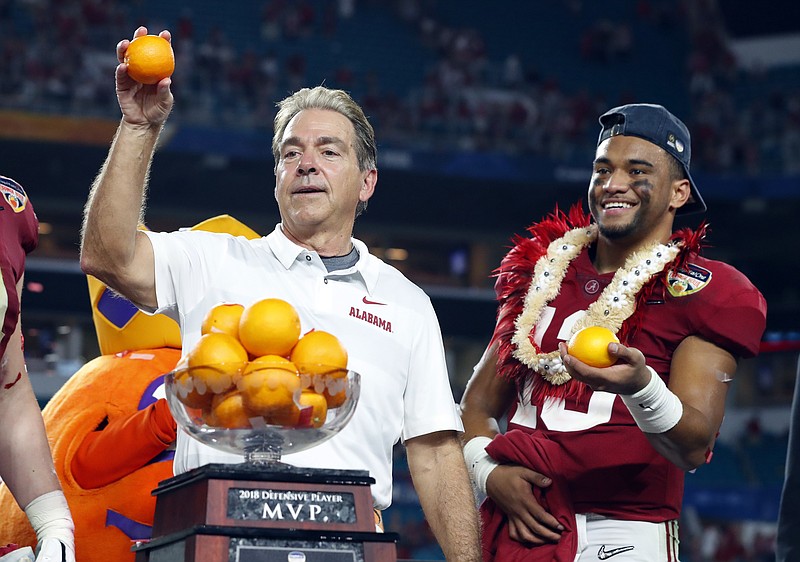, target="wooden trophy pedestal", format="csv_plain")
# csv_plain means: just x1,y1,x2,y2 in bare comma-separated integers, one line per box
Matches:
133,463,398,562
